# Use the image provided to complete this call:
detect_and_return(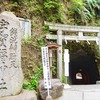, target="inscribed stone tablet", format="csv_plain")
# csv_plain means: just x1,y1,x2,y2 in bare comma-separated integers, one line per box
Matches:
0,11,24,97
